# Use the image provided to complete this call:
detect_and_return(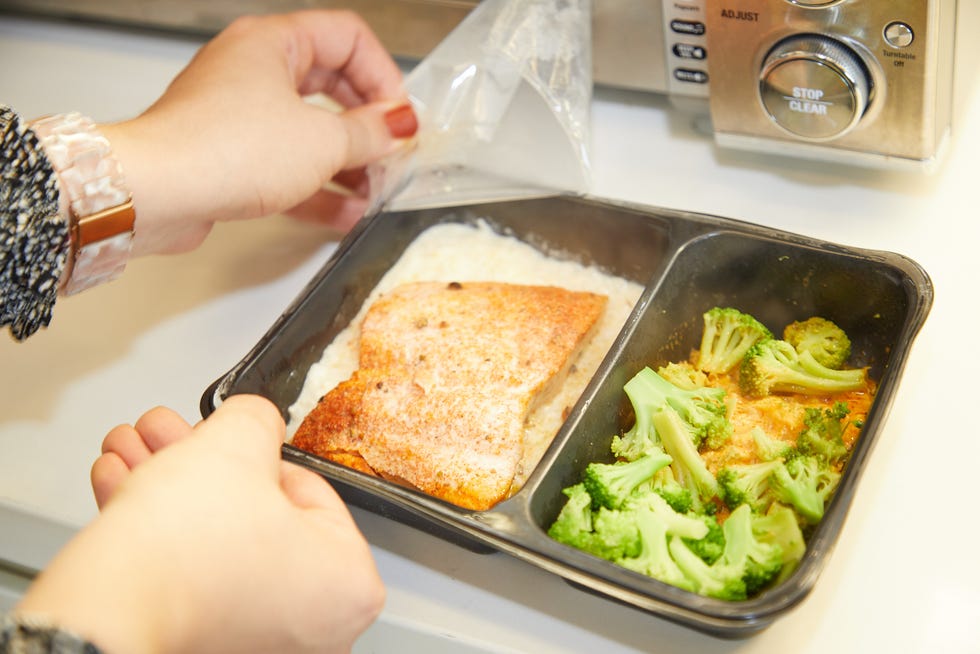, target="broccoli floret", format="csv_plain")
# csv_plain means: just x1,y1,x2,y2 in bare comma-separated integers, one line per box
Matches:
668,536,748,601
614,489,719,590
582,449,673,510
771,455,841,524
796,402,851,465
547,484,597,551
650,466,694,514
656,361,708,390
625,489,711,541
697,307,773,374
651,406,720,506
682,513,726,565
547,487,646,561
616,507,696,592
591,507,642,560
718,505,784,595
739,339,868,398
642,366,730,446
615,367,731,456
753,503,807,584
783,316,852,370
611,369,665,461
751,427,794,461
717,460,783,512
